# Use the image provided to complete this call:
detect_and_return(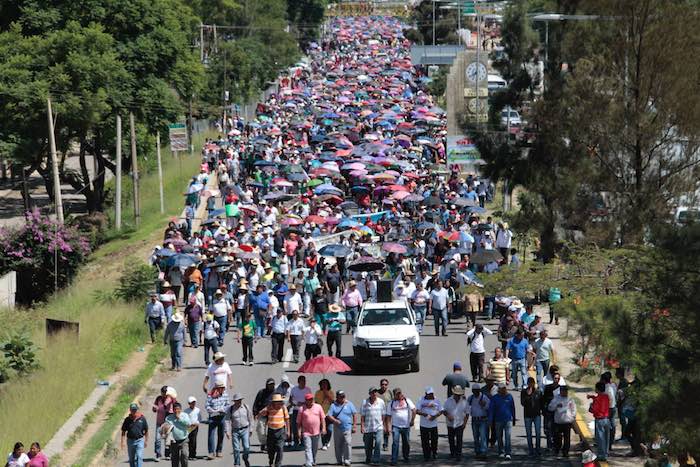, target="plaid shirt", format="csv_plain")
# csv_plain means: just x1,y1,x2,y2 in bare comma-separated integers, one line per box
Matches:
361,398,386,433
206,390,230,416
